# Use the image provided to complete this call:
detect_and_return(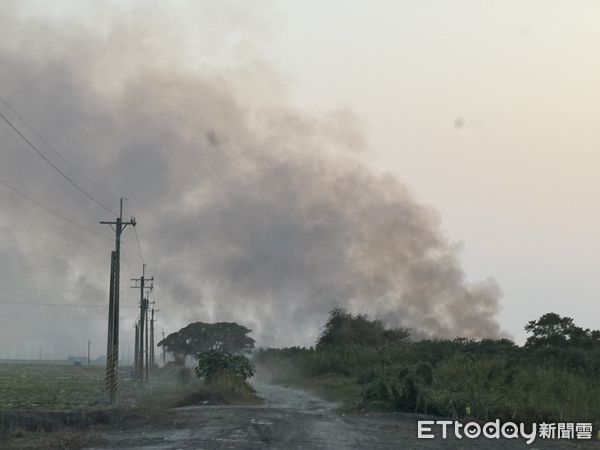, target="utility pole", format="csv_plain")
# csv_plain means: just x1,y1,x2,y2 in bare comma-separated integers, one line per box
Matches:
162,330,166,366
134,322,139,378
105,251,116,391
87,340,90,366
131,265,152,382
101,198,136,404
150,305,158,369
145,300,149,379
150,307,154,369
